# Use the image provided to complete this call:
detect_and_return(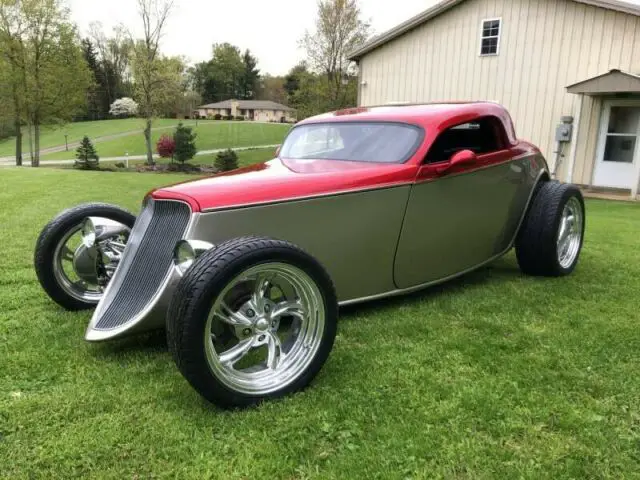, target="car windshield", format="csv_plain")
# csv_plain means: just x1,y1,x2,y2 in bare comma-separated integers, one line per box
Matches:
280,122,423,164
